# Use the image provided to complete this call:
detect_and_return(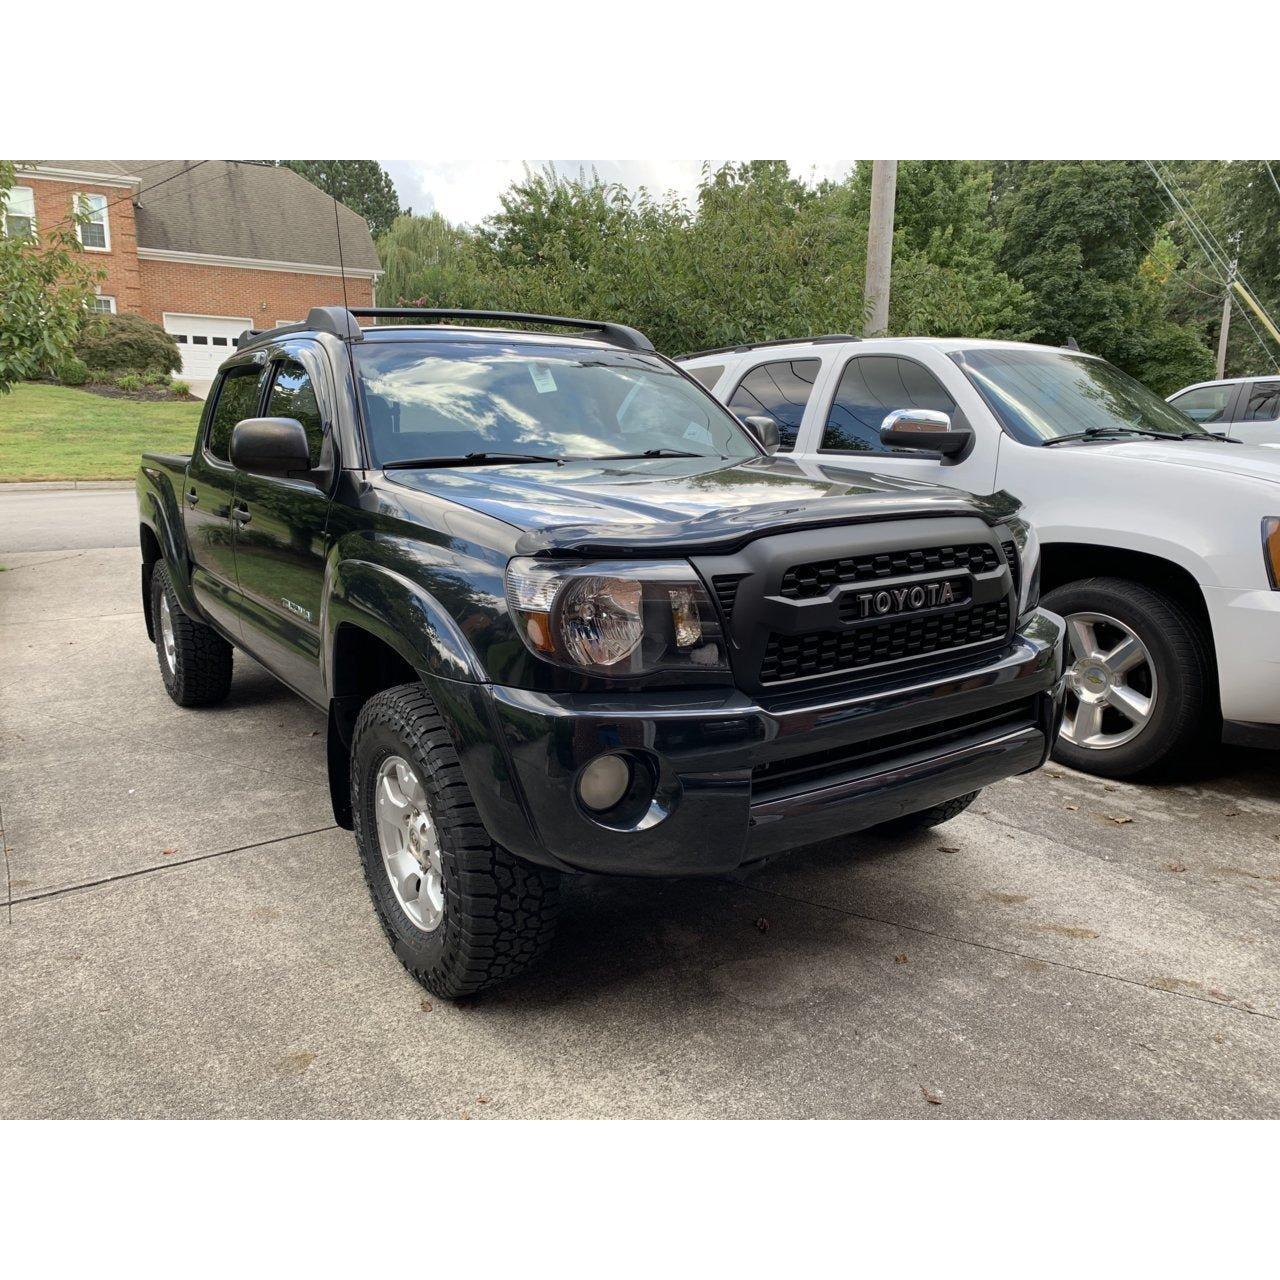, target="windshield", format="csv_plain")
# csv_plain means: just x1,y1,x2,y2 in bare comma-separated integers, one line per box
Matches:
953,348,1209,444
355,340,759,467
